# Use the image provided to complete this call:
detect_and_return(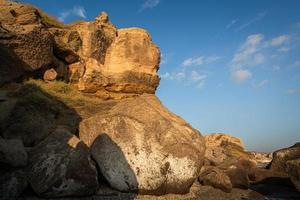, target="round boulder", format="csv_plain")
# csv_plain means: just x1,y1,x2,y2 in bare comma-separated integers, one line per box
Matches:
80,94,205,195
